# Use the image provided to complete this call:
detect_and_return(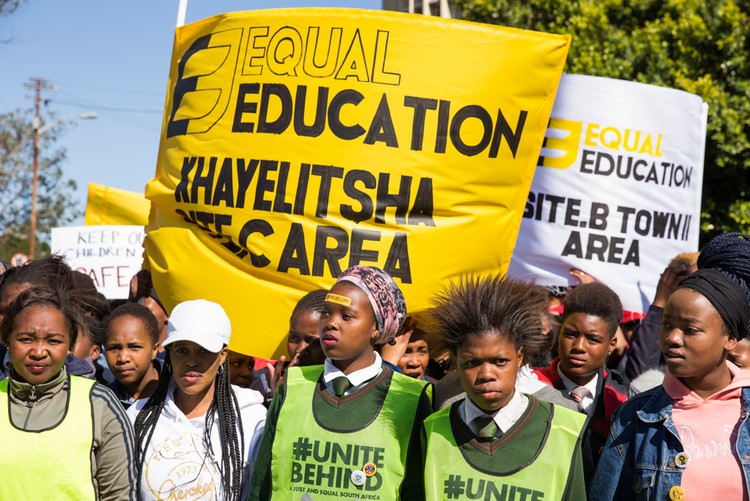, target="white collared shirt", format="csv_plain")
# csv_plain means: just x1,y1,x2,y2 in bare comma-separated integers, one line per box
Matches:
556,365,599,416
322,351,383,397
460,390,529,436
